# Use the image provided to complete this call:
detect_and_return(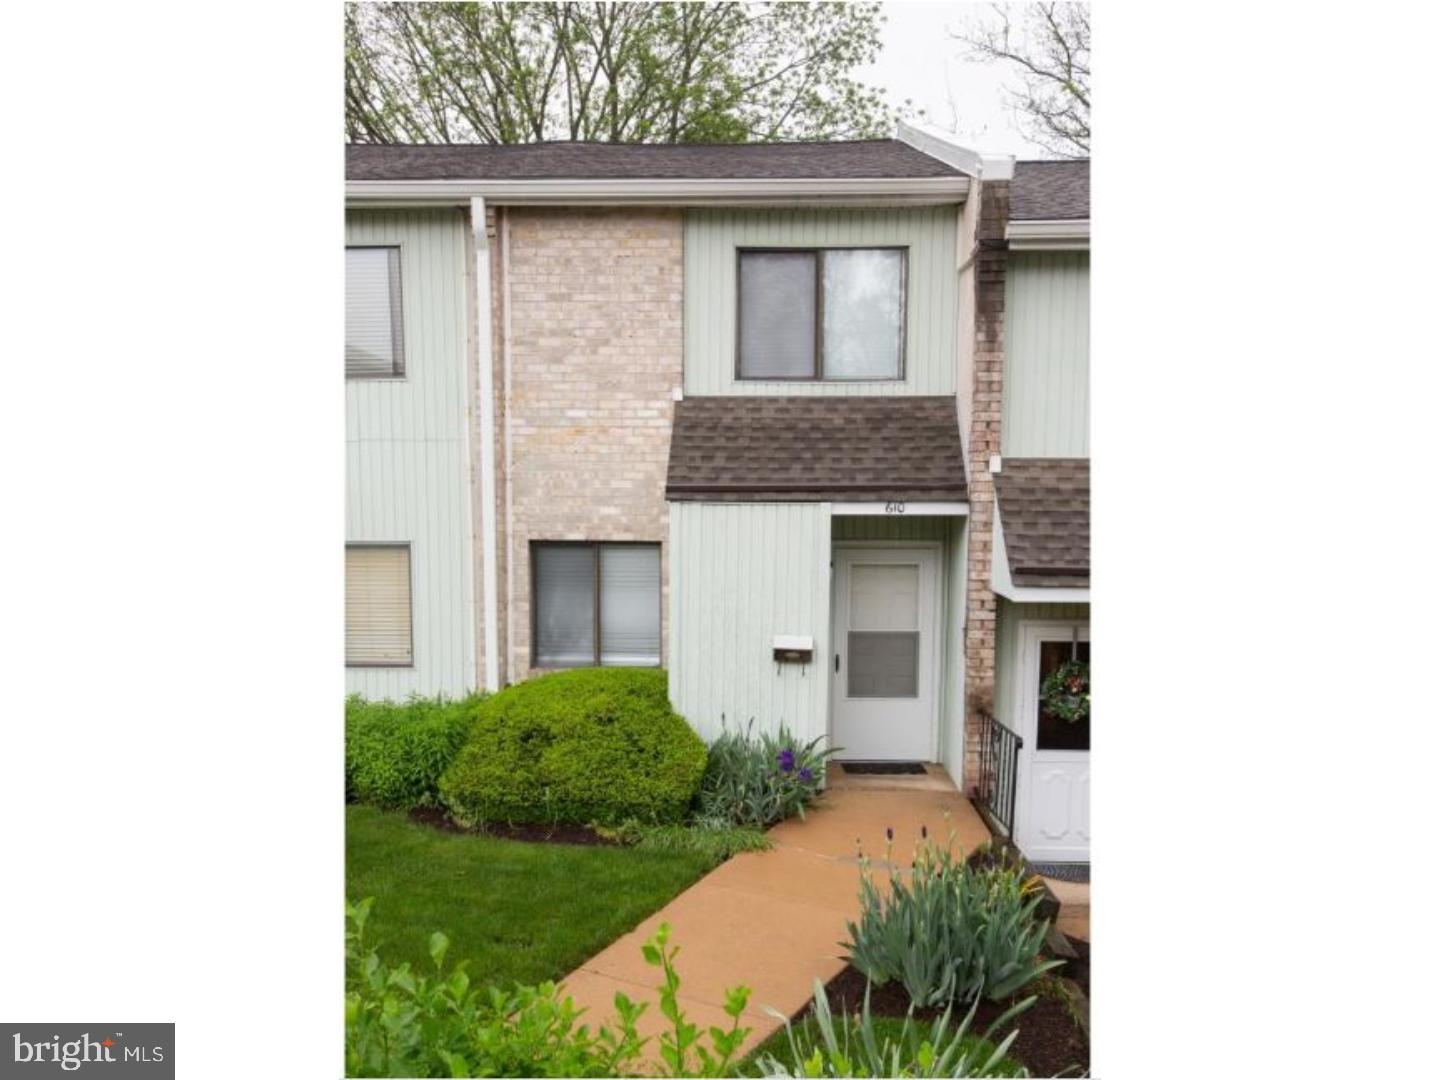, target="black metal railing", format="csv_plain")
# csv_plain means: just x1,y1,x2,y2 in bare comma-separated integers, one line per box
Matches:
976,709,1023,839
